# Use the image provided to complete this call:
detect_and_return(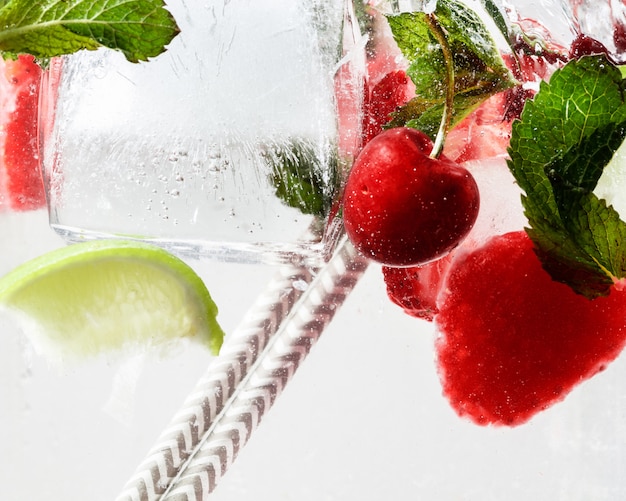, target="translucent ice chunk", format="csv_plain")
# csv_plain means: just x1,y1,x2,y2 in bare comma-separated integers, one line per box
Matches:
595,139,626,219
463,157,527,245
42,0,348,264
